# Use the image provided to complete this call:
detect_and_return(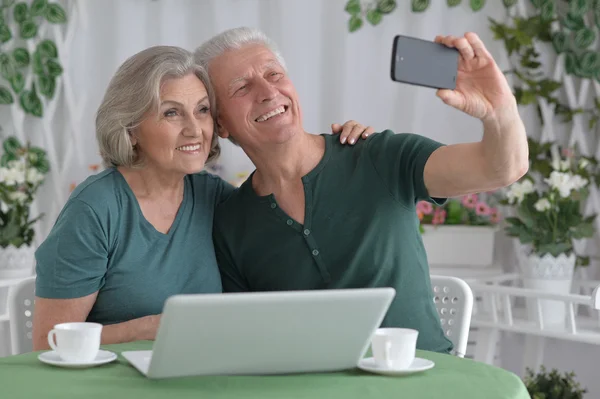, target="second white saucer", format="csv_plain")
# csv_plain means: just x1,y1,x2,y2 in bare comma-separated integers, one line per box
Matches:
357,357,435,376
